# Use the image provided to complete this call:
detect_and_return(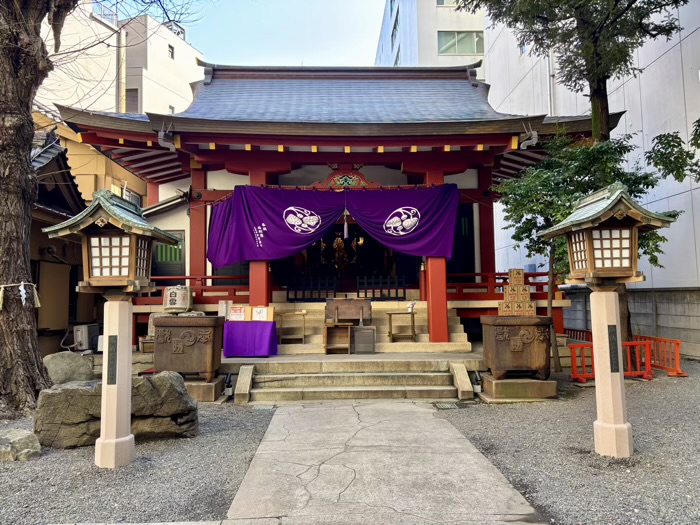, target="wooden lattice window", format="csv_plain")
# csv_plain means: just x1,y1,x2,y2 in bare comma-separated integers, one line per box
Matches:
570,231,588,270
592,228,632,269
90,236,130,277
